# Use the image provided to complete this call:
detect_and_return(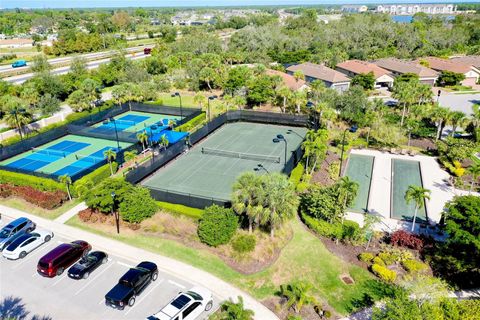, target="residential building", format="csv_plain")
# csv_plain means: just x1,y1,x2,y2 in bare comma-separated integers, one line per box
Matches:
450,56,480,70
377,4,456,15
421,57,480,86
336,60,395,88
373,58,439,86
266,69,308,91
286,62,351,92
0,38,34,48
341,5,368,13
